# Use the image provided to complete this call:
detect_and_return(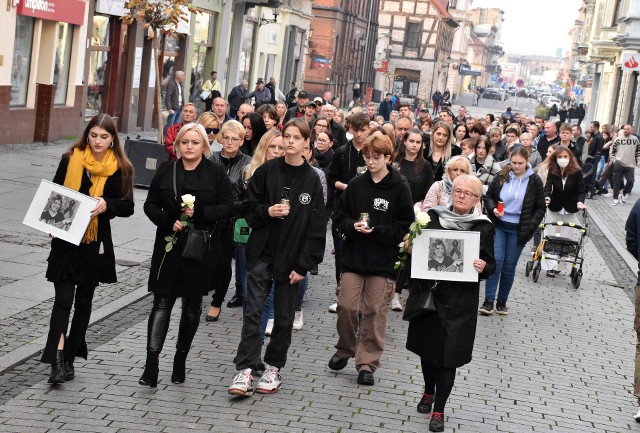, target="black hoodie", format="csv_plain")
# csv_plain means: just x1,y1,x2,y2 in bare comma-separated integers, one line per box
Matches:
332,165,414,279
